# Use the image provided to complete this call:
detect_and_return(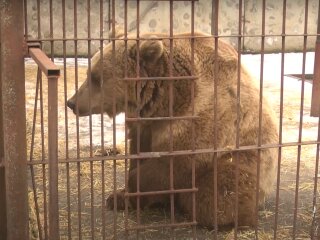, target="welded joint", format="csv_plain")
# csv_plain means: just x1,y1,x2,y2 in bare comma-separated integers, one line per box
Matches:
23,40,40,56
27,41,41,50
